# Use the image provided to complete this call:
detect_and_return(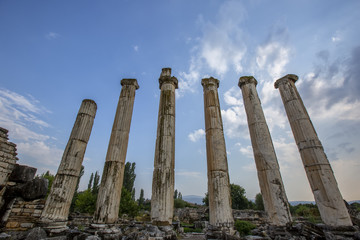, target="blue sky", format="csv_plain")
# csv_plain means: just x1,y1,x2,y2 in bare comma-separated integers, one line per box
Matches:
1,0,360,201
